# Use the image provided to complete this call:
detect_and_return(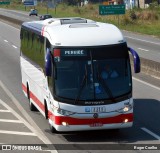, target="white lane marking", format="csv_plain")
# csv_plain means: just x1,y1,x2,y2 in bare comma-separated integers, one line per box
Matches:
0,99,37,135
3,40,18,50
0,130,36,136
133,77,160,91
125,36,160,46
138,48,149,52
132,78,160,144
4,40,8,43
0,119,23,123
0,110,10,112
141,127,160,140
12,45,17,49
0,81,57,153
